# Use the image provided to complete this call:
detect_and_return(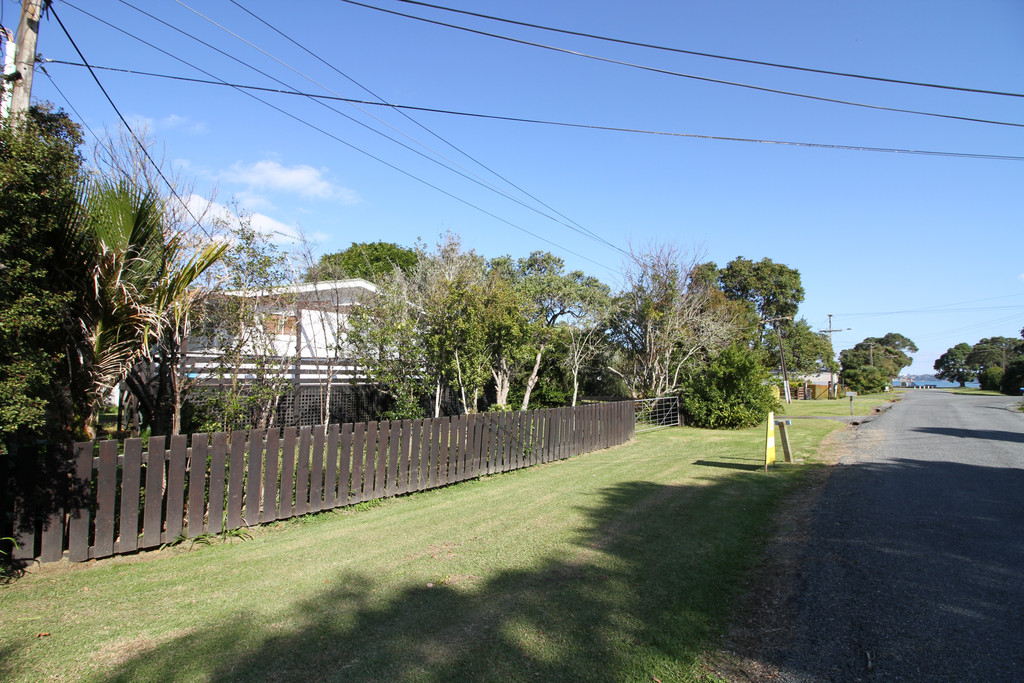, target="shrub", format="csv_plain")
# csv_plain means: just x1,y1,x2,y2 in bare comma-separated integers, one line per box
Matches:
680,343,780,429
1000,360,1024,396
979,366,1003,391
841,365,890,394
